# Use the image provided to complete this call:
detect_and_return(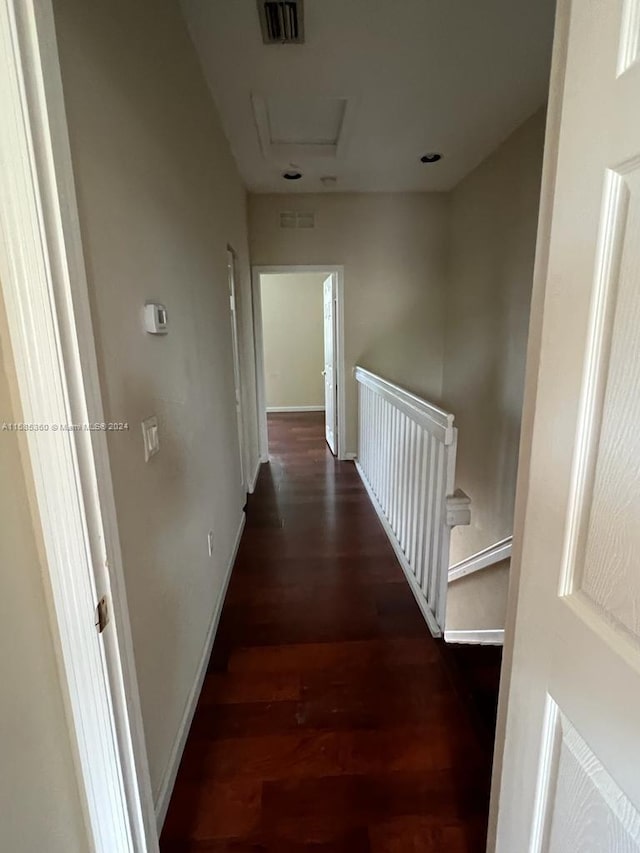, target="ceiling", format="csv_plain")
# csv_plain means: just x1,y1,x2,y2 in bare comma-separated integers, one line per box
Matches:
180,0,556,193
